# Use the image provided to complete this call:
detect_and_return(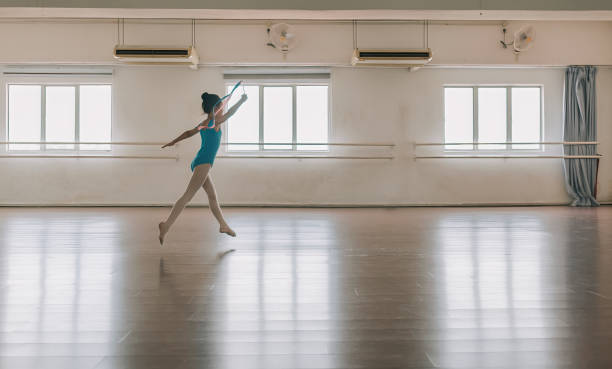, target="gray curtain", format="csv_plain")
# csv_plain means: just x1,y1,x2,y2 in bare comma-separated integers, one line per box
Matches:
563,66,599,207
